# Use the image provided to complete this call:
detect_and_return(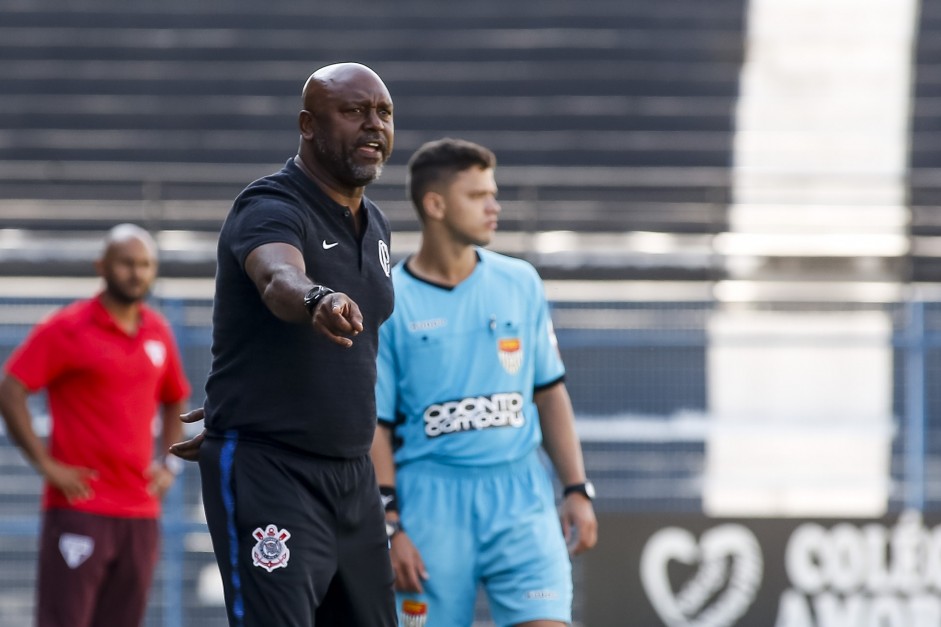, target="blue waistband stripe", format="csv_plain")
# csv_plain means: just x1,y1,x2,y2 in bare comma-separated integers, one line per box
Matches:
221,430,244,624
